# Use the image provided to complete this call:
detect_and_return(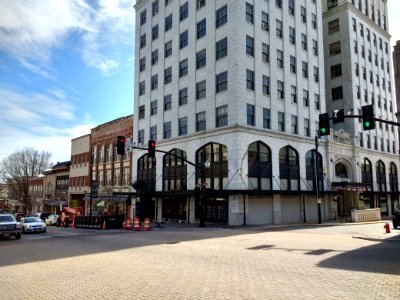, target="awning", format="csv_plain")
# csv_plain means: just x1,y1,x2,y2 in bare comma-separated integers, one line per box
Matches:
43,200,67,206
82,194,129,203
